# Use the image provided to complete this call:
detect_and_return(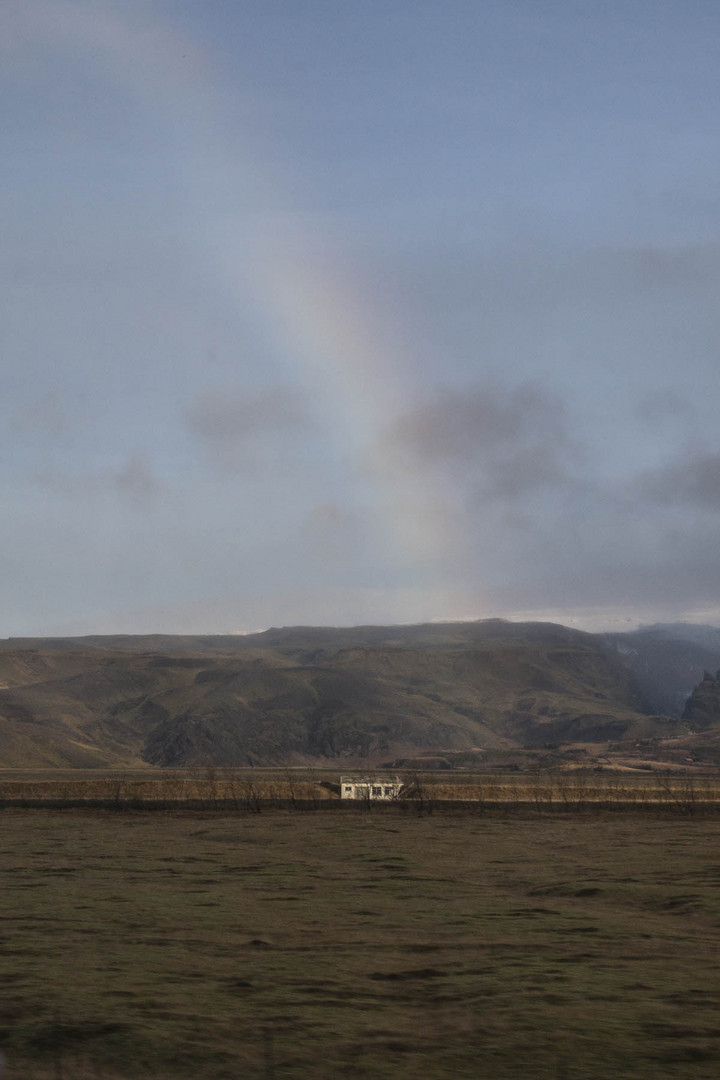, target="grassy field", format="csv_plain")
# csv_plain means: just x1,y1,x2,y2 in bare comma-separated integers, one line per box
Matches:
2,809,720,1079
